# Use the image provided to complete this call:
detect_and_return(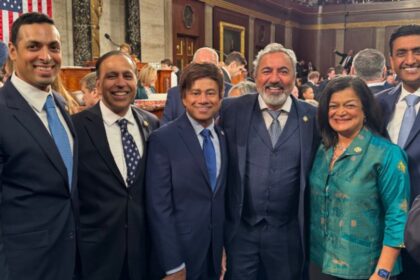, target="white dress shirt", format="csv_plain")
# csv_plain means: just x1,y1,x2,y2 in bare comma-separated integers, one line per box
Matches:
99,101,144,186
11,73,74,152
258,94,292,130
387,85,420,144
